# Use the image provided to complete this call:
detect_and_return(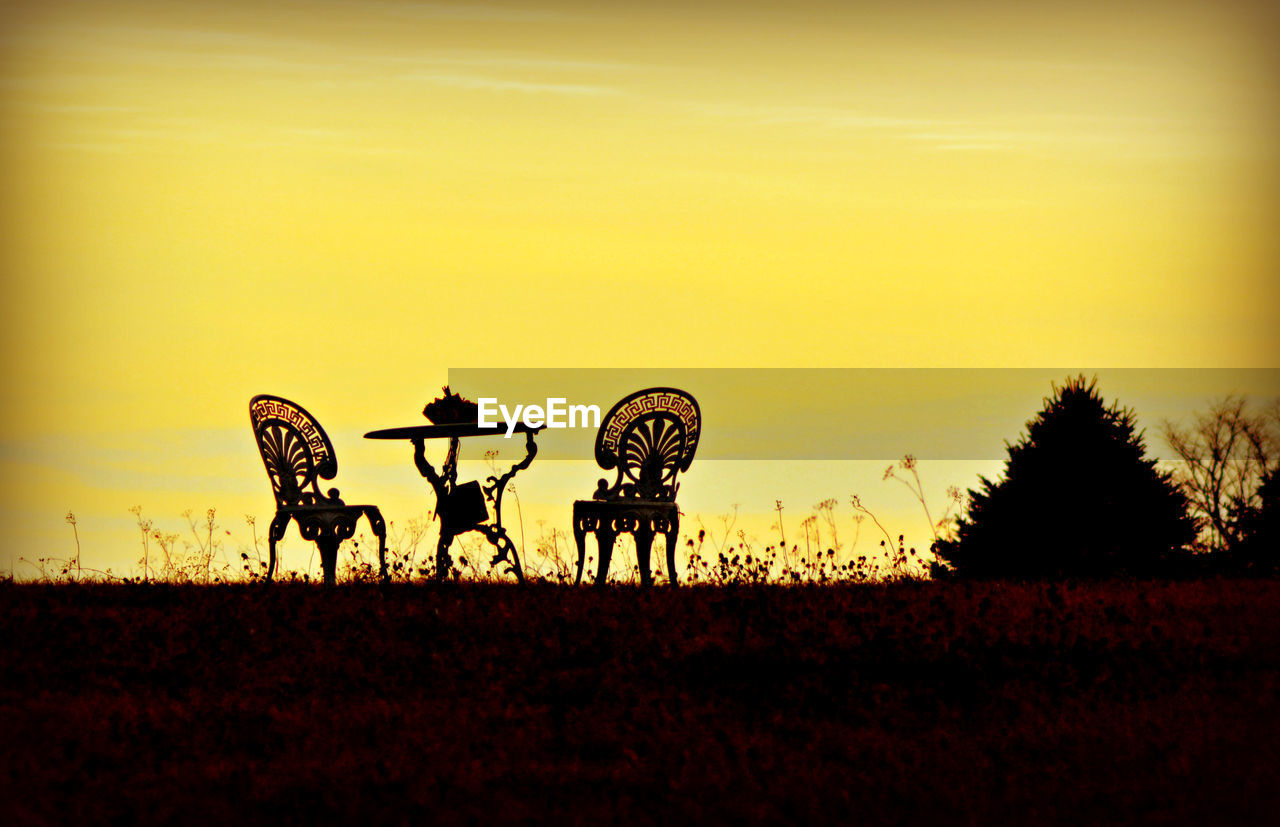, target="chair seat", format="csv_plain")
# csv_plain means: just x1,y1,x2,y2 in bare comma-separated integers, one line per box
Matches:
276,503,384,530
280,503,381,515
573,498,677,511
573,498,678,529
